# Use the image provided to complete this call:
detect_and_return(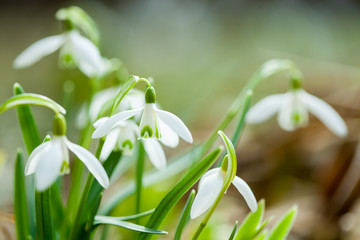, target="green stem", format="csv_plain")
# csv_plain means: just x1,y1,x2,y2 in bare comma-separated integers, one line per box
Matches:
174,190,196,240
